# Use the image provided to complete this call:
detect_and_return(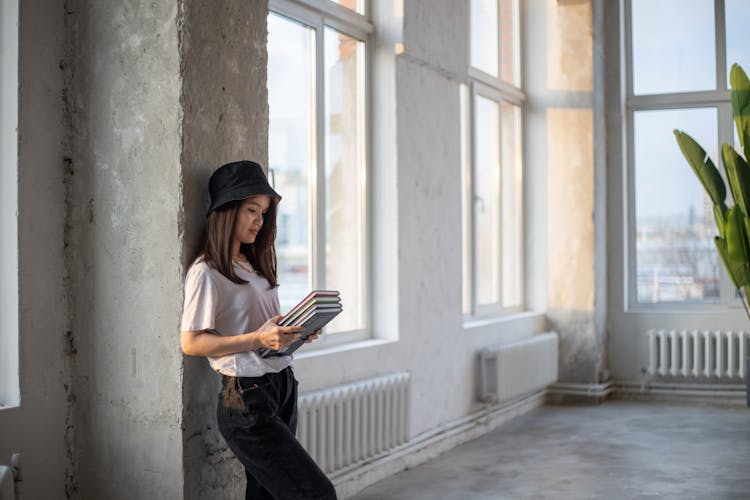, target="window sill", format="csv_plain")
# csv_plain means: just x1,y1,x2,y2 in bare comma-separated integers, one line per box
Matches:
294,337,397,360
0,404,19,414
463,310,544,330
625,302,746,314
